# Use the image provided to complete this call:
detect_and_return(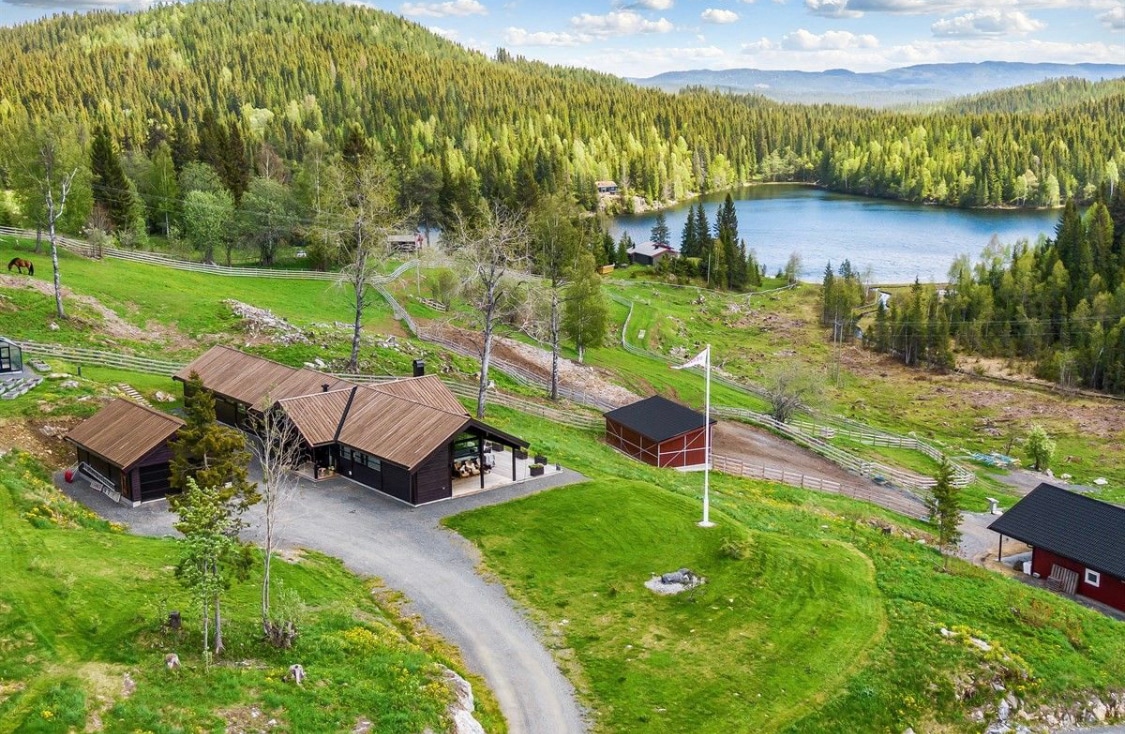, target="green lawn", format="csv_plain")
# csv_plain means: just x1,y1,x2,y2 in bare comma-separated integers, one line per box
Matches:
451,406,1125,733
448,481,885,733
0,450,501,734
